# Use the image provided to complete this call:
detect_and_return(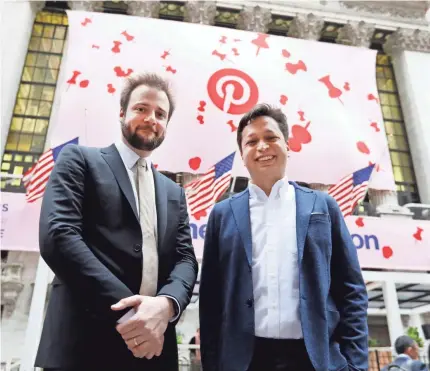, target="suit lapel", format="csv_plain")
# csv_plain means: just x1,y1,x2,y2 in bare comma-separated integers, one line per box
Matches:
230,190,252,267
292,183,316,266
153,167,167,251
101,144,139,220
